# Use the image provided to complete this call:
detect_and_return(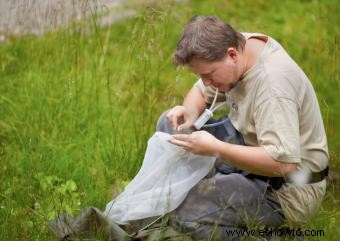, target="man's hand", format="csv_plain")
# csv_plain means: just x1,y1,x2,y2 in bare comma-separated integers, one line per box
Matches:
166,105,199,132
169,131,220,156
